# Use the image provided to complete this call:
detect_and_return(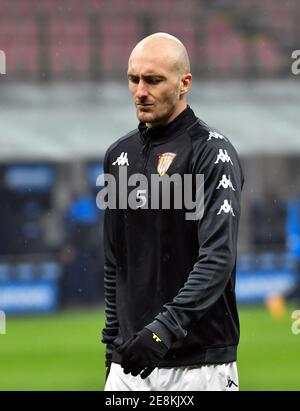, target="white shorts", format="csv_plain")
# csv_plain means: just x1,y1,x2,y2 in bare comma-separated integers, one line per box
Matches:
105,362,239,391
